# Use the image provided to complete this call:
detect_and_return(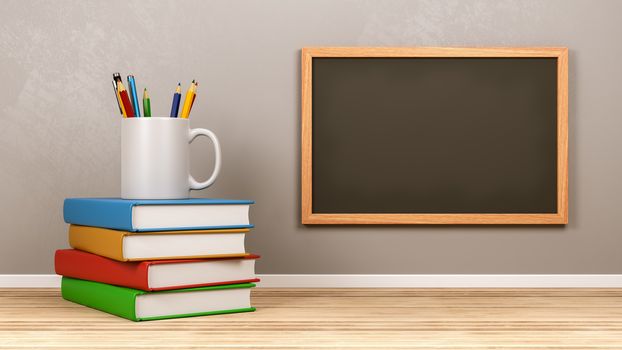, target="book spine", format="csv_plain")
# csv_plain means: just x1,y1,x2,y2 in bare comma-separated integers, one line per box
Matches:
61,277,141,321
55,250,150,290
63,199,135,231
